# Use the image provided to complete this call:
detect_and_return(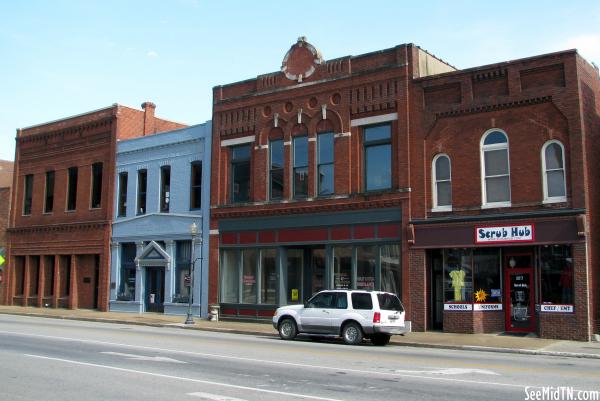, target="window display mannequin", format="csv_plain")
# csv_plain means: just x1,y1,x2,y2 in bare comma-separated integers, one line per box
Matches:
449,267,466,301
